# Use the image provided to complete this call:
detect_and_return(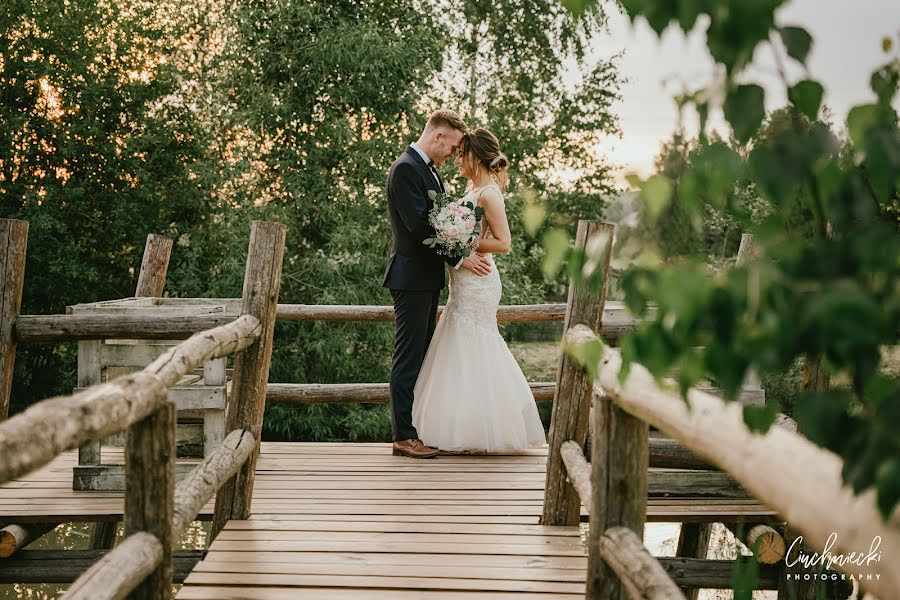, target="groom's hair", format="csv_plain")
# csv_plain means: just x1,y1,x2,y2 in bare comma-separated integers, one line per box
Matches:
426,109,467,133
